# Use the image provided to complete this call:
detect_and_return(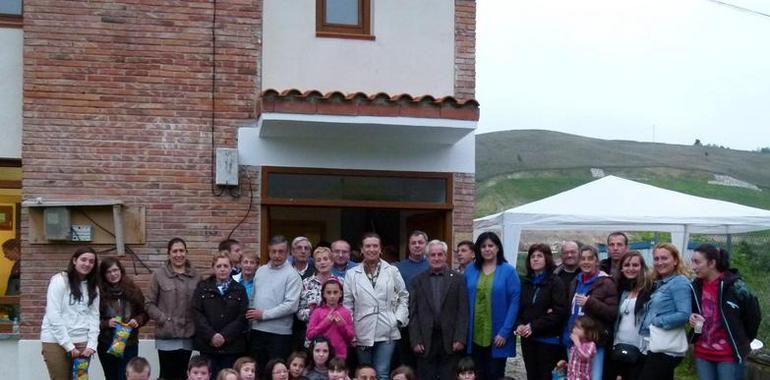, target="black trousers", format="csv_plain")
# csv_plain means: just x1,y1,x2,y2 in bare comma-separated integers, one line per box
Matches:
604,351,645,380
157,349,192,380
638,352,682,380
471,344,507,380
395,326,417,369
416,330,461,380
249,330,292,374
520,338,562,380
97,341,139,380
